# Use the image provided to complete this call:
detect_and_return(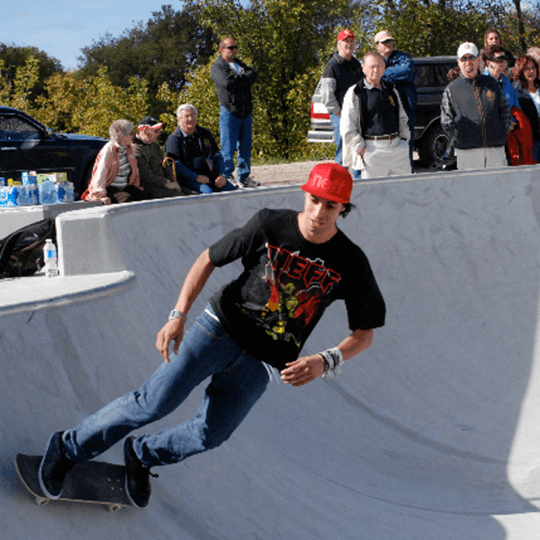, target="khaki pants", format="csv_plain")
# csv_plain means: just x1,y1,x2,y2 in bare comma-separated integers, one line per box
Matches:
456,147,507,170
362,138,411,179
